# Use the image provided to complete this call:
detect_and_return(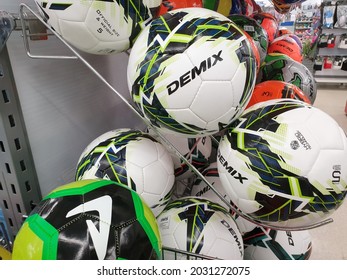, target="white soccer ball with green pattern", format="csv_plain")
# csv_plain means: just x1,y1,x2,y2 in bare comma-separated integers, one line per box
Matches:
191,162,257,234
217,99,347,228
75,128,175,217
34,0,161,54
157,197,244,260
191,162,231,210
127,7,257,137
243,227,312,260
